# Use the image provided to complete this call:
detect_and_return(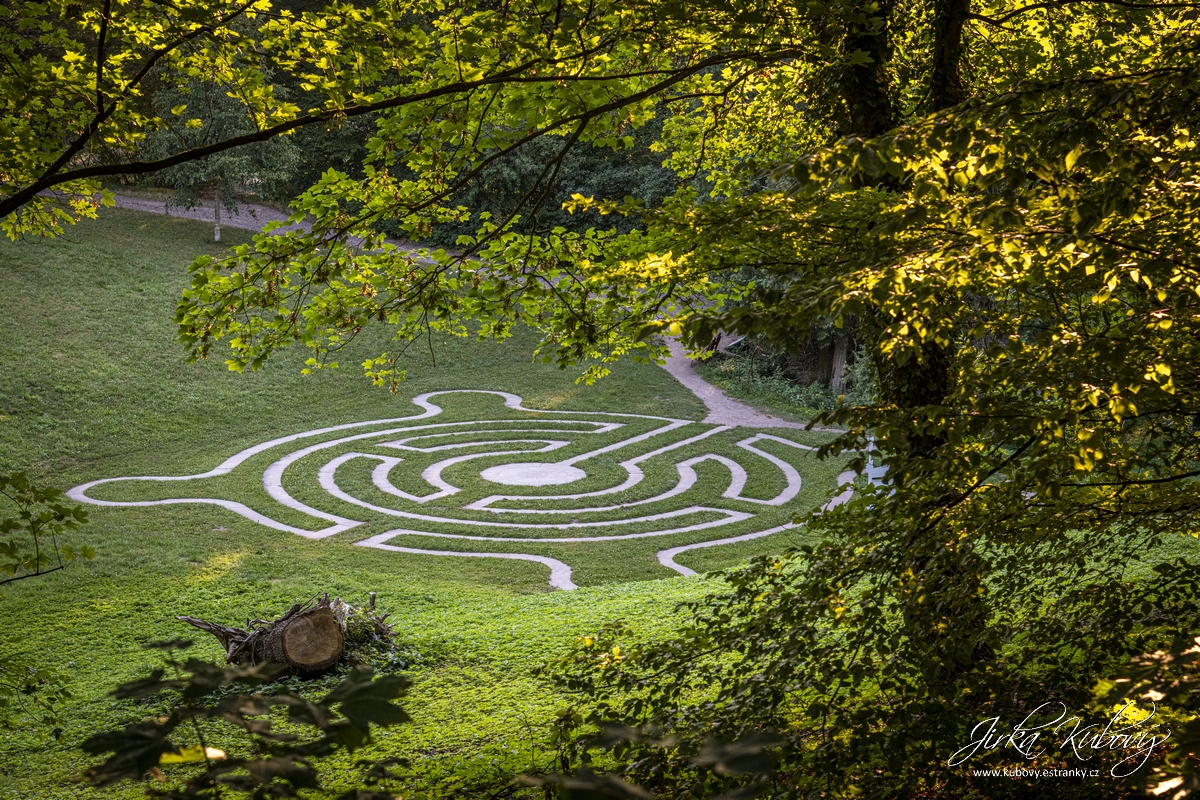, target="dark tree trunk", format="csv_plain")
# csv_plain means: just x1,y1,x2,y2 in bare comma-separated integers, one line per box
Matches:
928,0,970,111
899,0,994,683
830,335,849,392
213,183,222,242
869,0,973,458
842,0,897,138
816,341,834,385
833,0,992,687
874,339,957,458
